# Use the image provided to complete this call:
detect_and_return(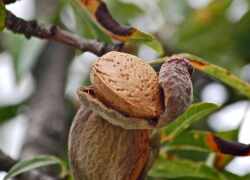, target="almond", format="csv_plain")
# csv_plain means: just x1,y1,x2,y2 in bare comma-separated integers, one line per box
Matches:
69,106,150,180
90,51,163,119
